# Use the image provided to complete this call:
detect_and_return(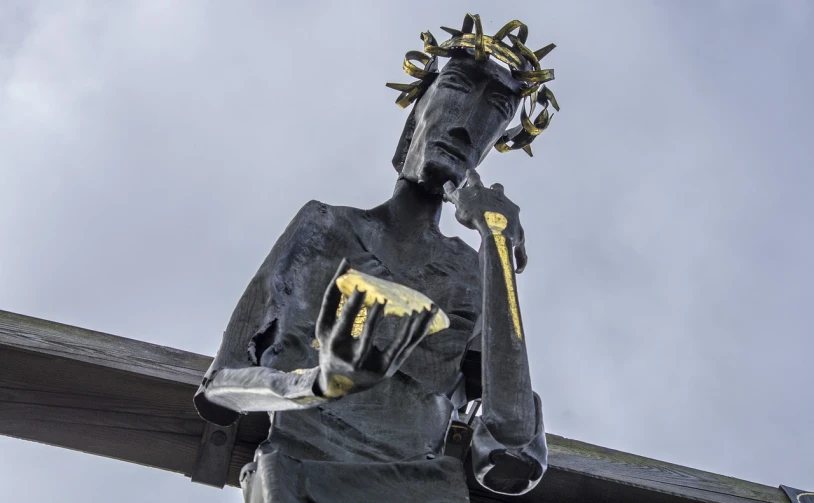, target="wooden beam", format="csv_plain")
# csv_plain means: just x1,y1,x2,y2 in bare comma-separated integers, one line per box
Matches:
0,310,790,502
0,309,267,486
